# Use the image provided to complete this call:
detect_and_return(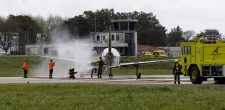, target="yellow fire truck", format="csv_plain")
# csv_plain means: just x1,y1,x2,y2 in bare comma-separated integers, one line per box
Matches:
180,35,225,84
